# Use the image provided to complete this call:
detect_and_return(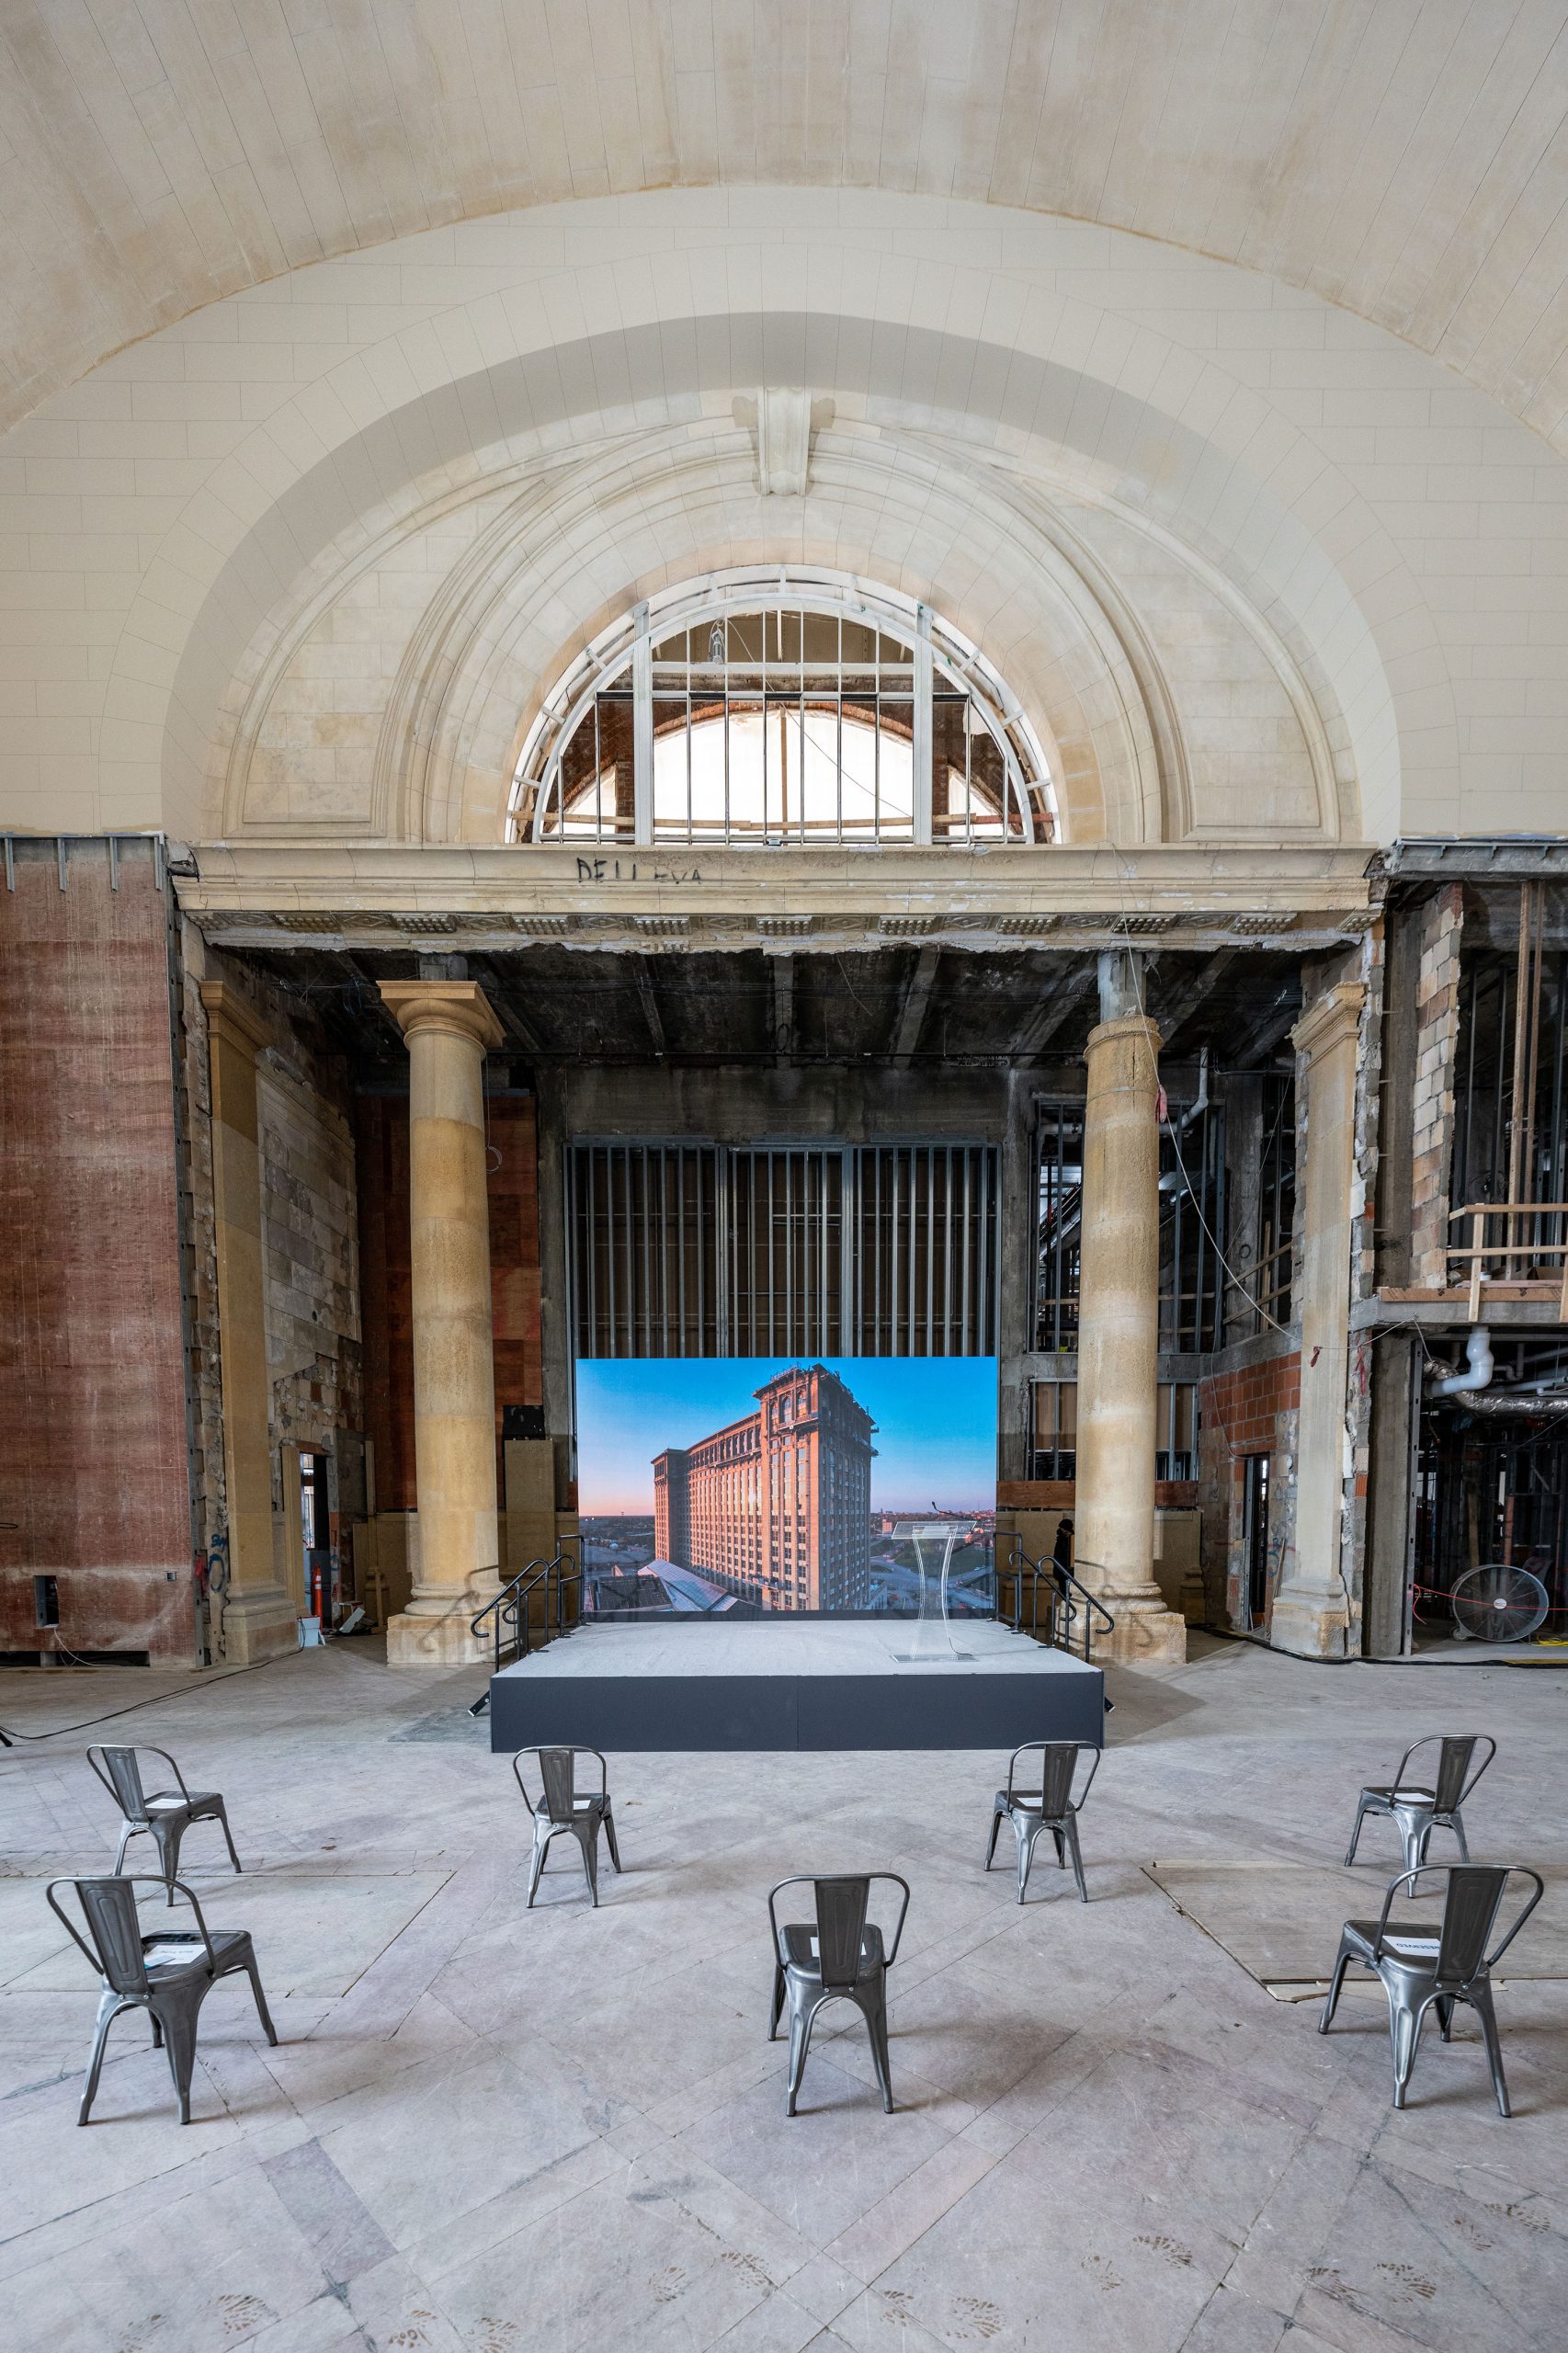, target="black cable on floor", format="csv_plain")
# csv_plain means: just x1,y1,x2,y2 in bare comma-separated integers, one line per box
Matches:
0,1646,310,1745
1197,1624,1568,1669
